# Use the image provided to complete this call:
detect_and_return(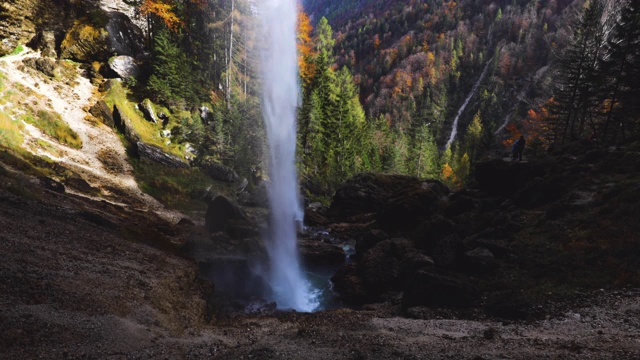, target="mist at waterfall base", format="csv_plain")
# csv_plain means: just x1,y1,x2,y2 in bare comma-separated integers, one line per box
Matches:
259,0,320,312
